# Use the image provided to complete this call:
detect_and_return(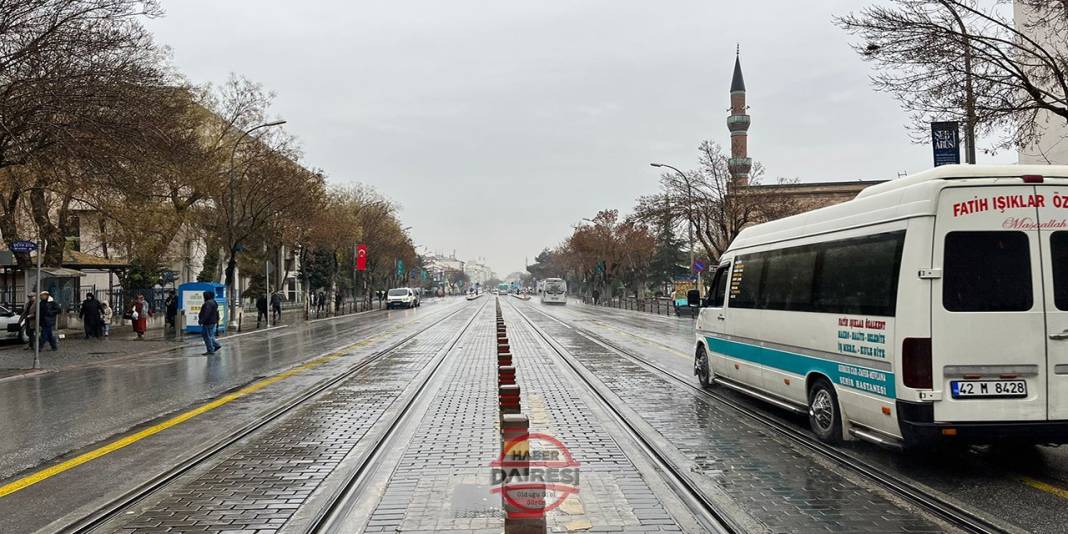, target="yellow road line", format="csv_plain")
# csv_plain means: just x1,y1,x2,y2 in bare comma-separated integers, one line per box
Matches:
1018,475,1068,500
0,333,389,499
